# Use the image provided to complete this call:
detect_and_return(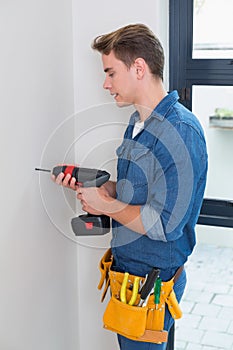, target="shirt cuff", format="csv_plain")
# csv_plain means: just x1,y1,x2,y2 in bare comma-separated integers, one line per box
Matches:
140,204,167,242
